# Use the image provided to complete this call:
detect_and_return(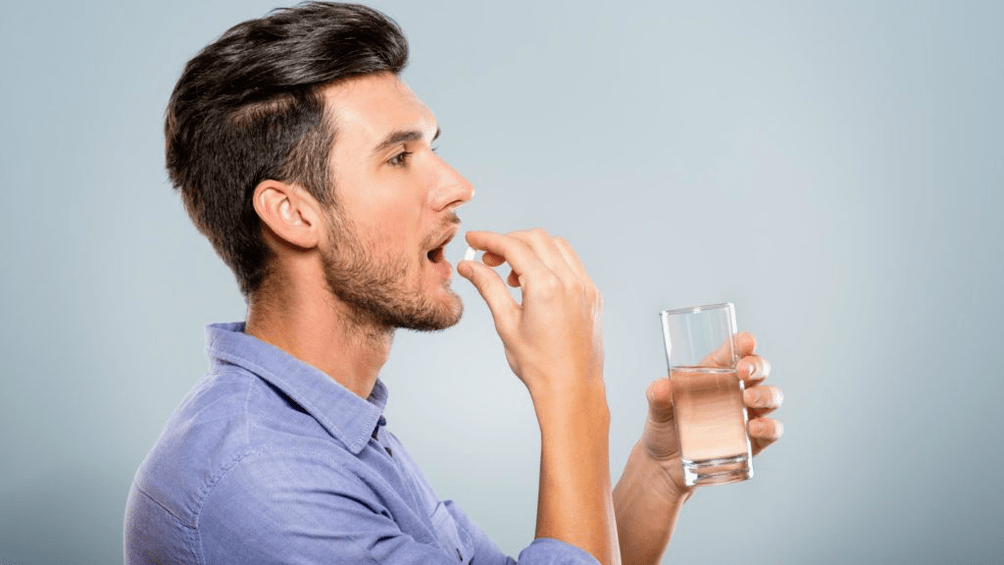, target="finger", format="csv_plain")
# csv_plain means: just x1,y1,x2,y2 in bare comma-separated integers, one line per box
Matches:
702,331,757,368
749,417,784,455
645,378,674,424
738,354,772,385
478,251,518,287
552,236,592,283
457,259,519,333
743,385,783,415
507,269,519,288
506,228,578,284
465,230,552,287
482,251,505,267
